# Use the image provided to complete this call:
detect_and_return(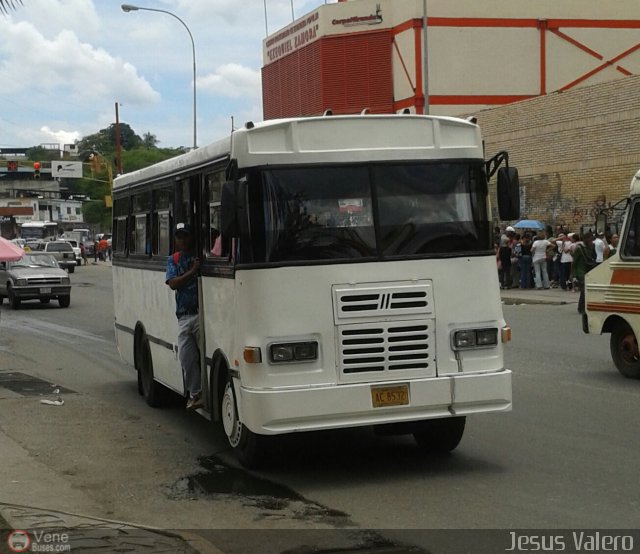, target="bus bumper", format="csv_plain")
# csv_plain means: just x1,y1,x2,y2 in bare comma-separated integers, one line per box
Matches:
238,369,512,435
